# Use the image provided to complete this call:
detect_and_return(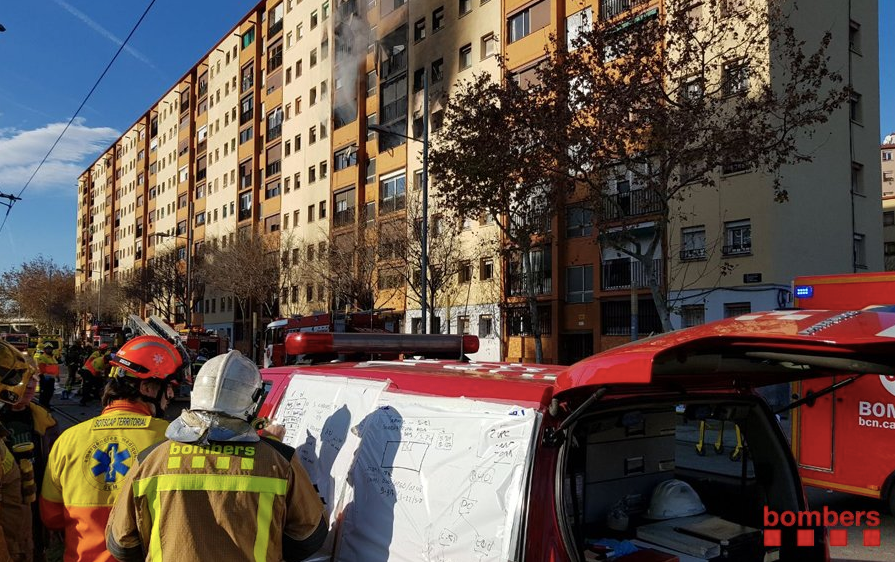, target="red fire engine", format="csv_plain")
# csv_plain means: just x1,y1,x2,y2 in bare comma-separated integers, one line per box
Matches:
263,311,396,367
792,272,895,511
255,311,895,560
179,326,228,358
